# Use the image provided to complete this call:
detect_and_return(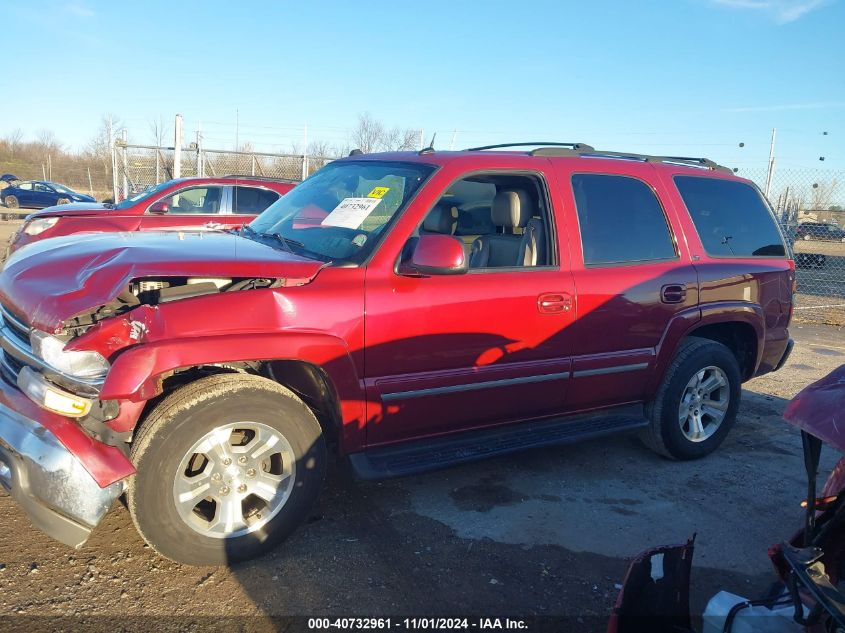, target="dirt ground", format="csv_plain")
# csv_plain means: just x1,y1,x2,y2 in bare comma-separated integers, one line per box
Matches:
0,219,844,630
